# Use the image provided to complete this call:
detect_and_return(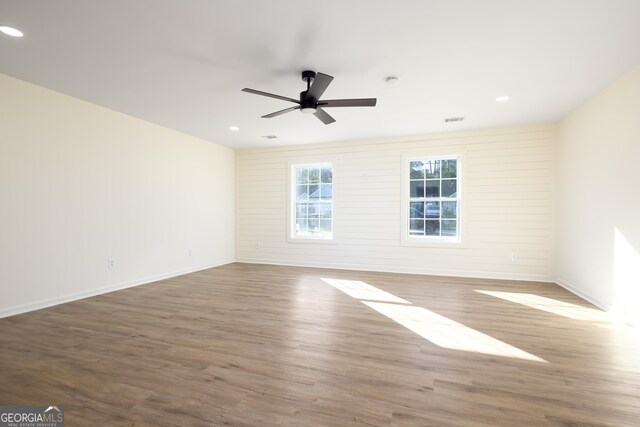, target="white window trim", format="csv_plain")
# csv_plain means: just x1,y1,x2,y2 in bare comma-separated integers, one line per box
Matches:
400,150,467,248
286,159,337,244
